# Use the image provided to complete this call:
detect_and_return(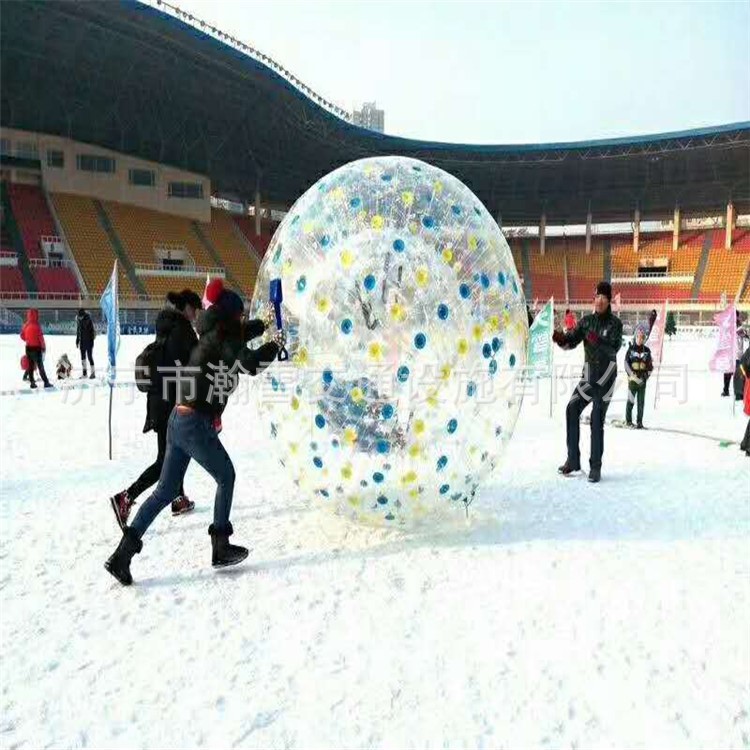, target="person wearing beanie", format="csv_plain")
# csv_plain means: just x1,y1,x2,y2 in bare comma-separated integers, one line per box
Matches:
109,289,203,529
552,280,623,483
105,279,283,585
624,325,653,428
75,308,96,379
